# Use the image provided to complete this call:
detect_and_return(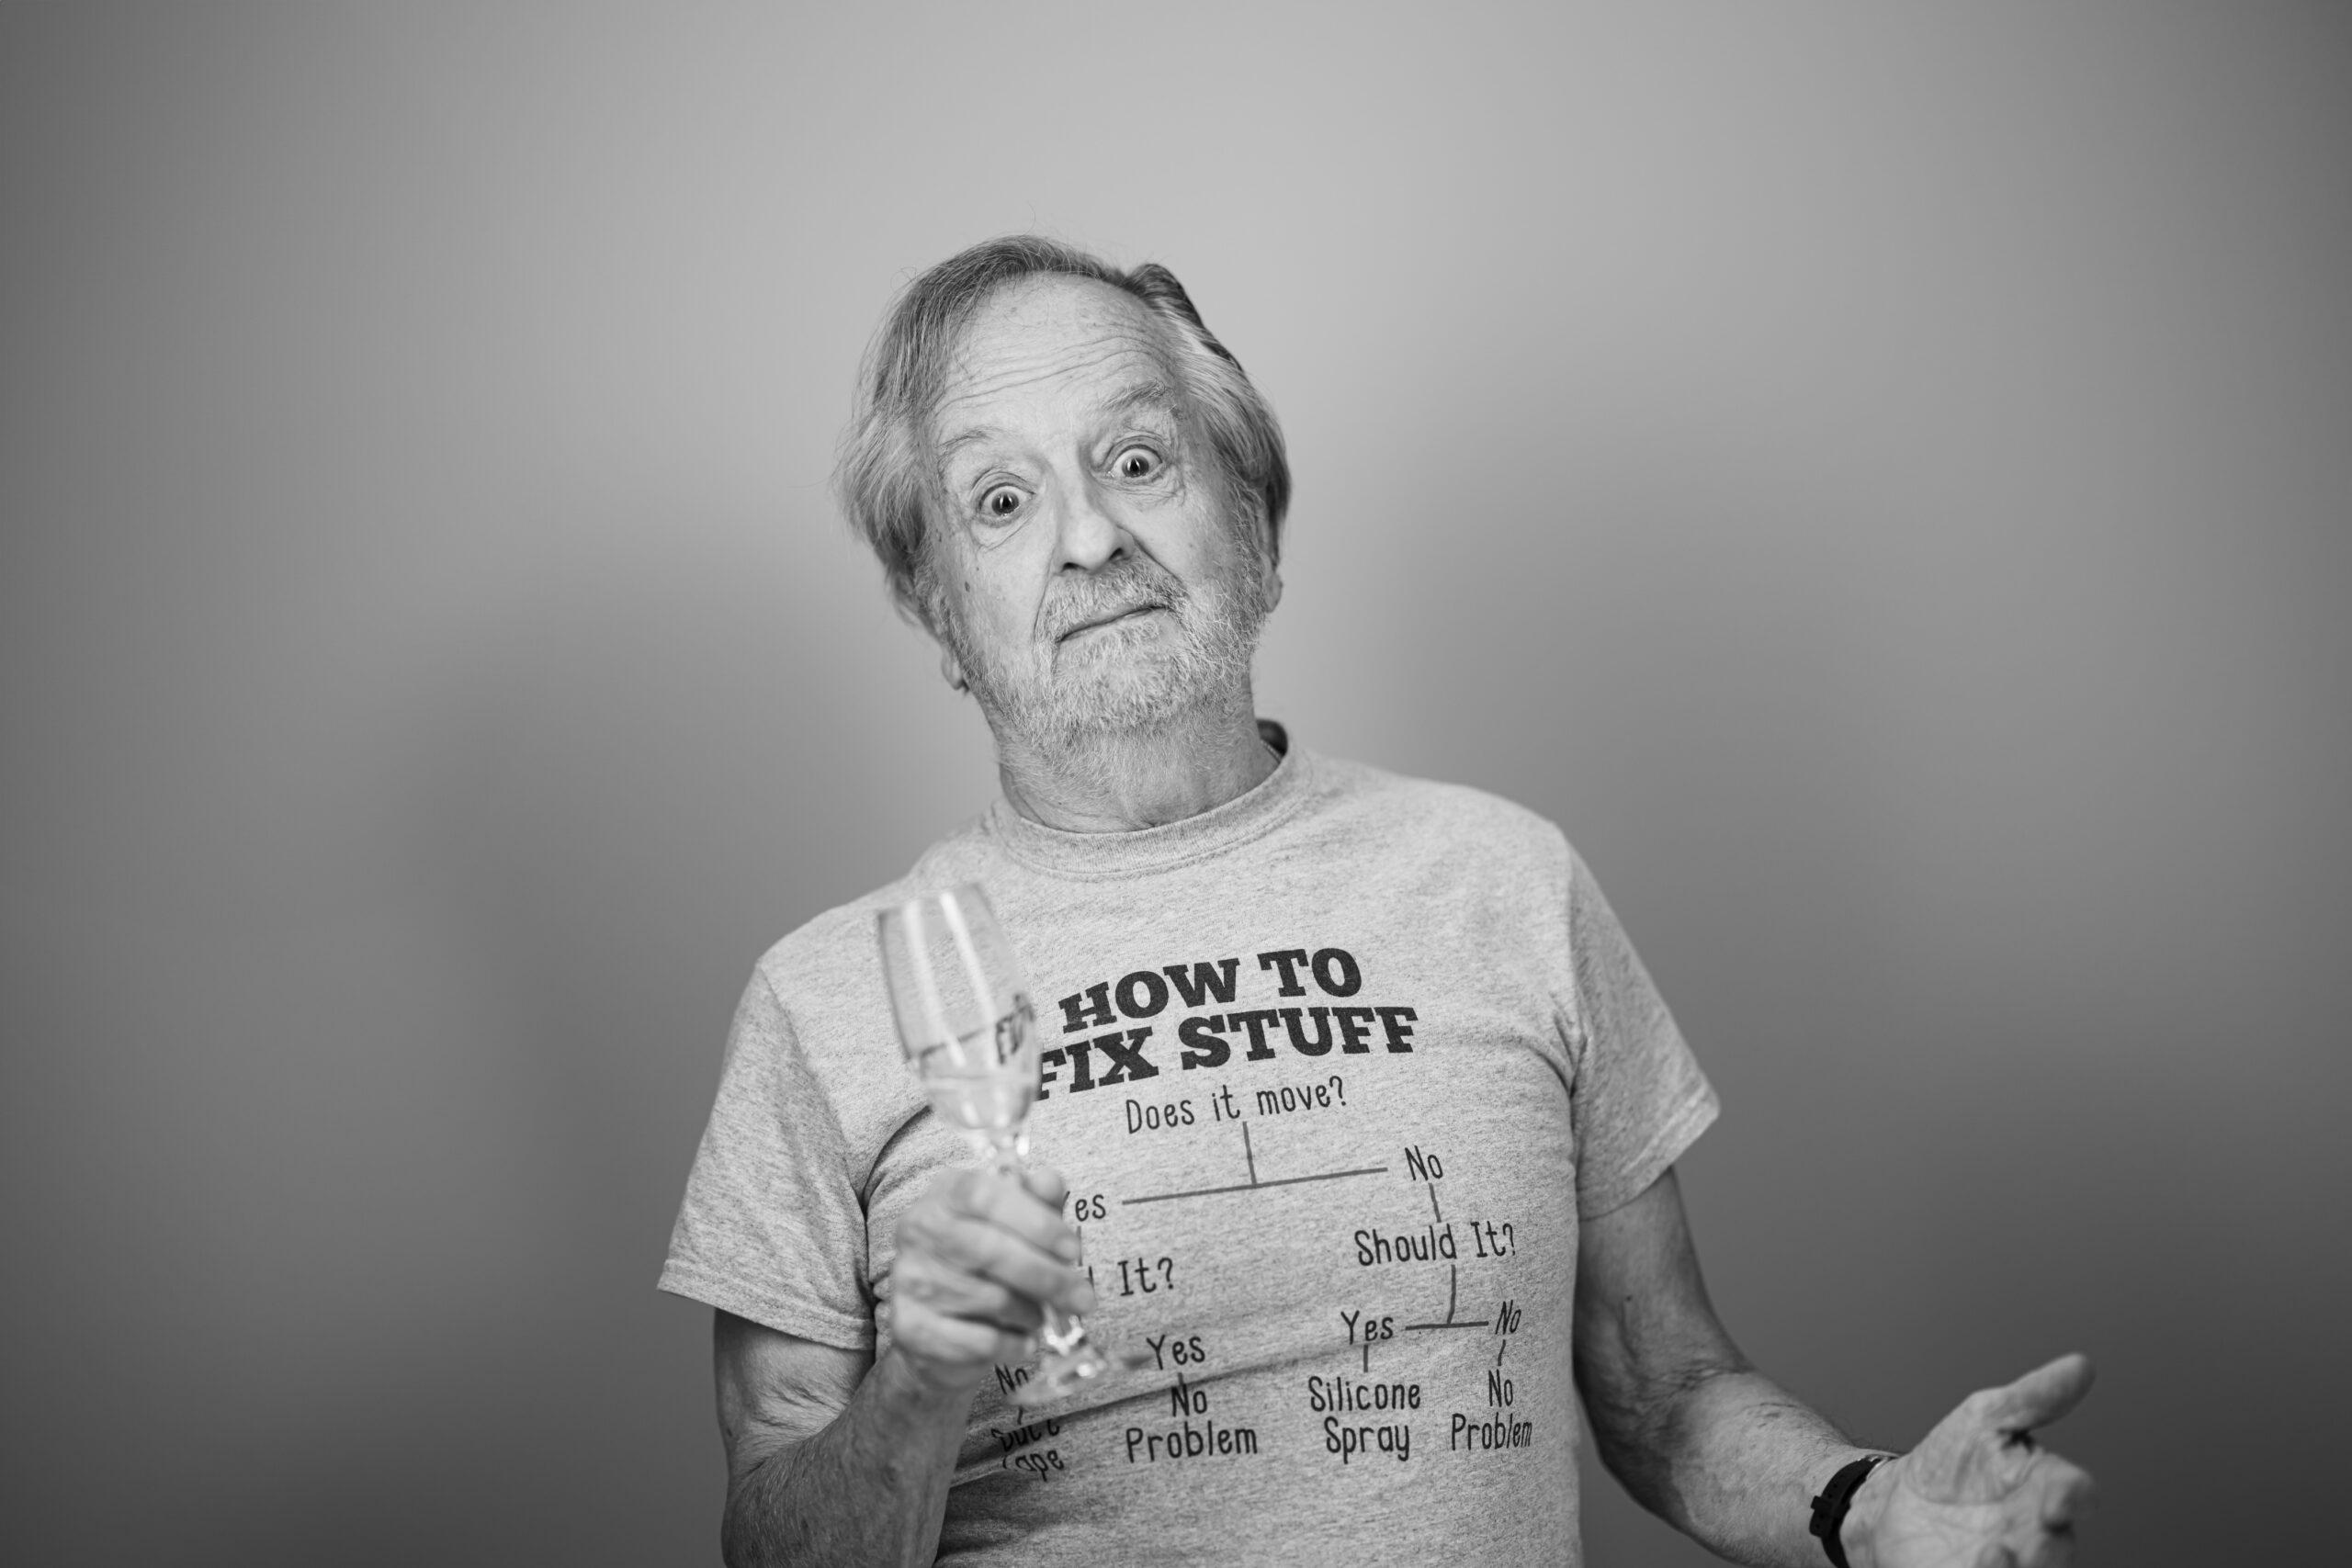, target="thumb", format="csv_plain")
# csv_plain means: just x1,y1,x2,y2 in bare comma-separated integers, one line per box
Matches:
1022,1161,1071,1207
1984,1352,2097,1433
